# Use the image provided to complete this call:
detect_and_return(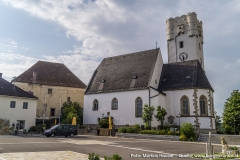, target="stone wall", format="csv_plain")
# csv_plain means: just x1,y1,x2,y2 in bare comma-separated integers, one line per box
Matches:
15,82,85,119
